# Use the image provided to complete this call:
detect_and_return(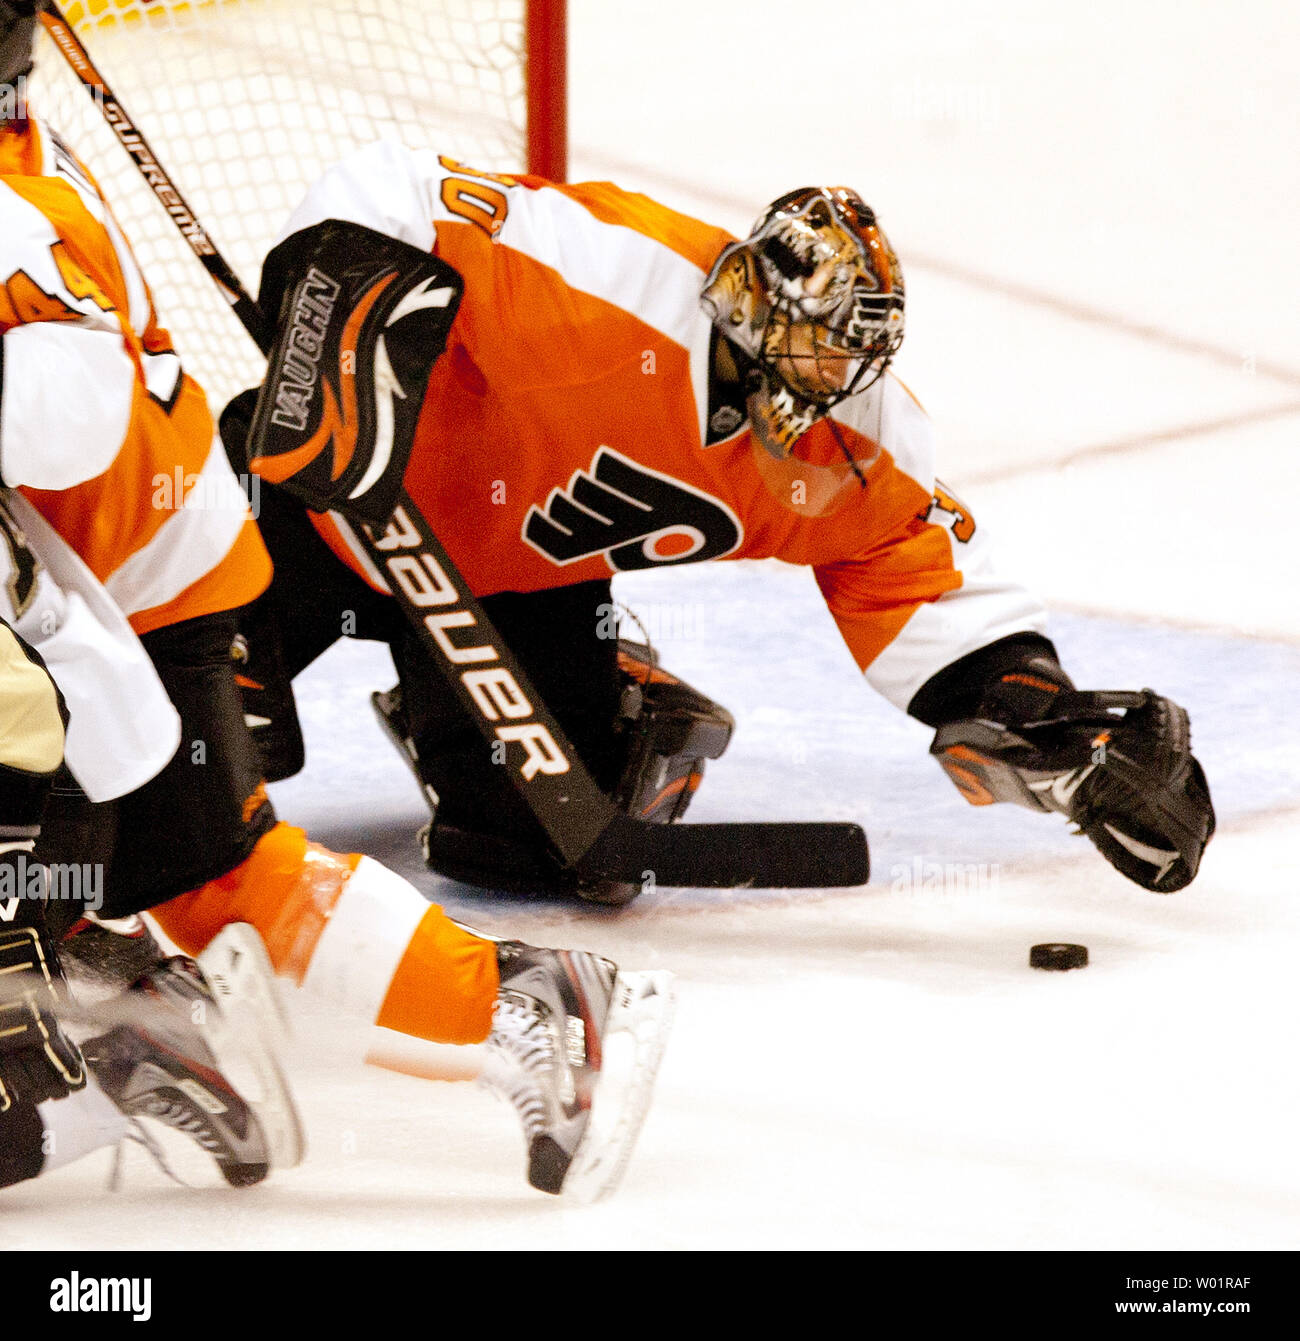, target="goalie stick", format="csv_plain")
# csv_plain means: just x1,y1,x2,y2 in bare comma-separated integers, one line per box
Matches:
42,5,870,889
